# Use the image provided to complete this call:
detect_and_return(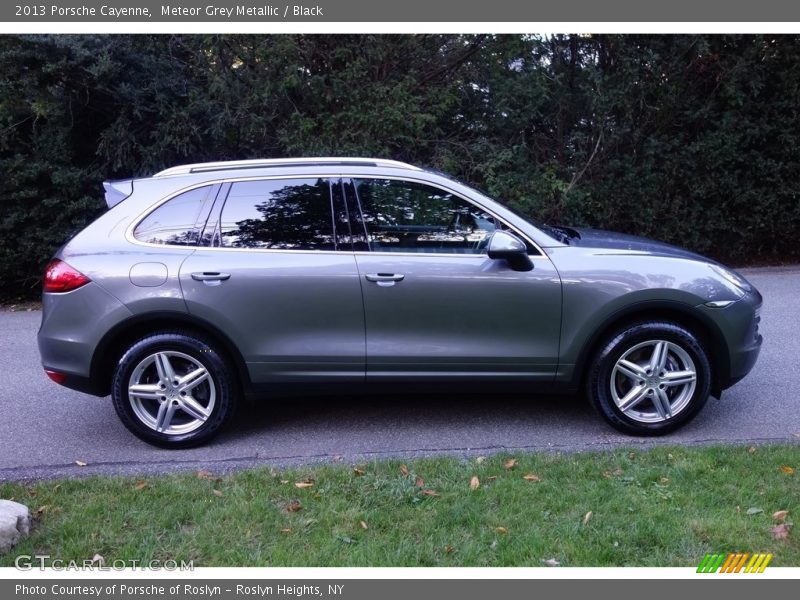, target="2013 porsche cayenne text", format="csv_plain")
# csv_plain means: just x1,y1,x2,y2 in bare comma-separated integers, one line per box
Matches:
38,158,762,447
